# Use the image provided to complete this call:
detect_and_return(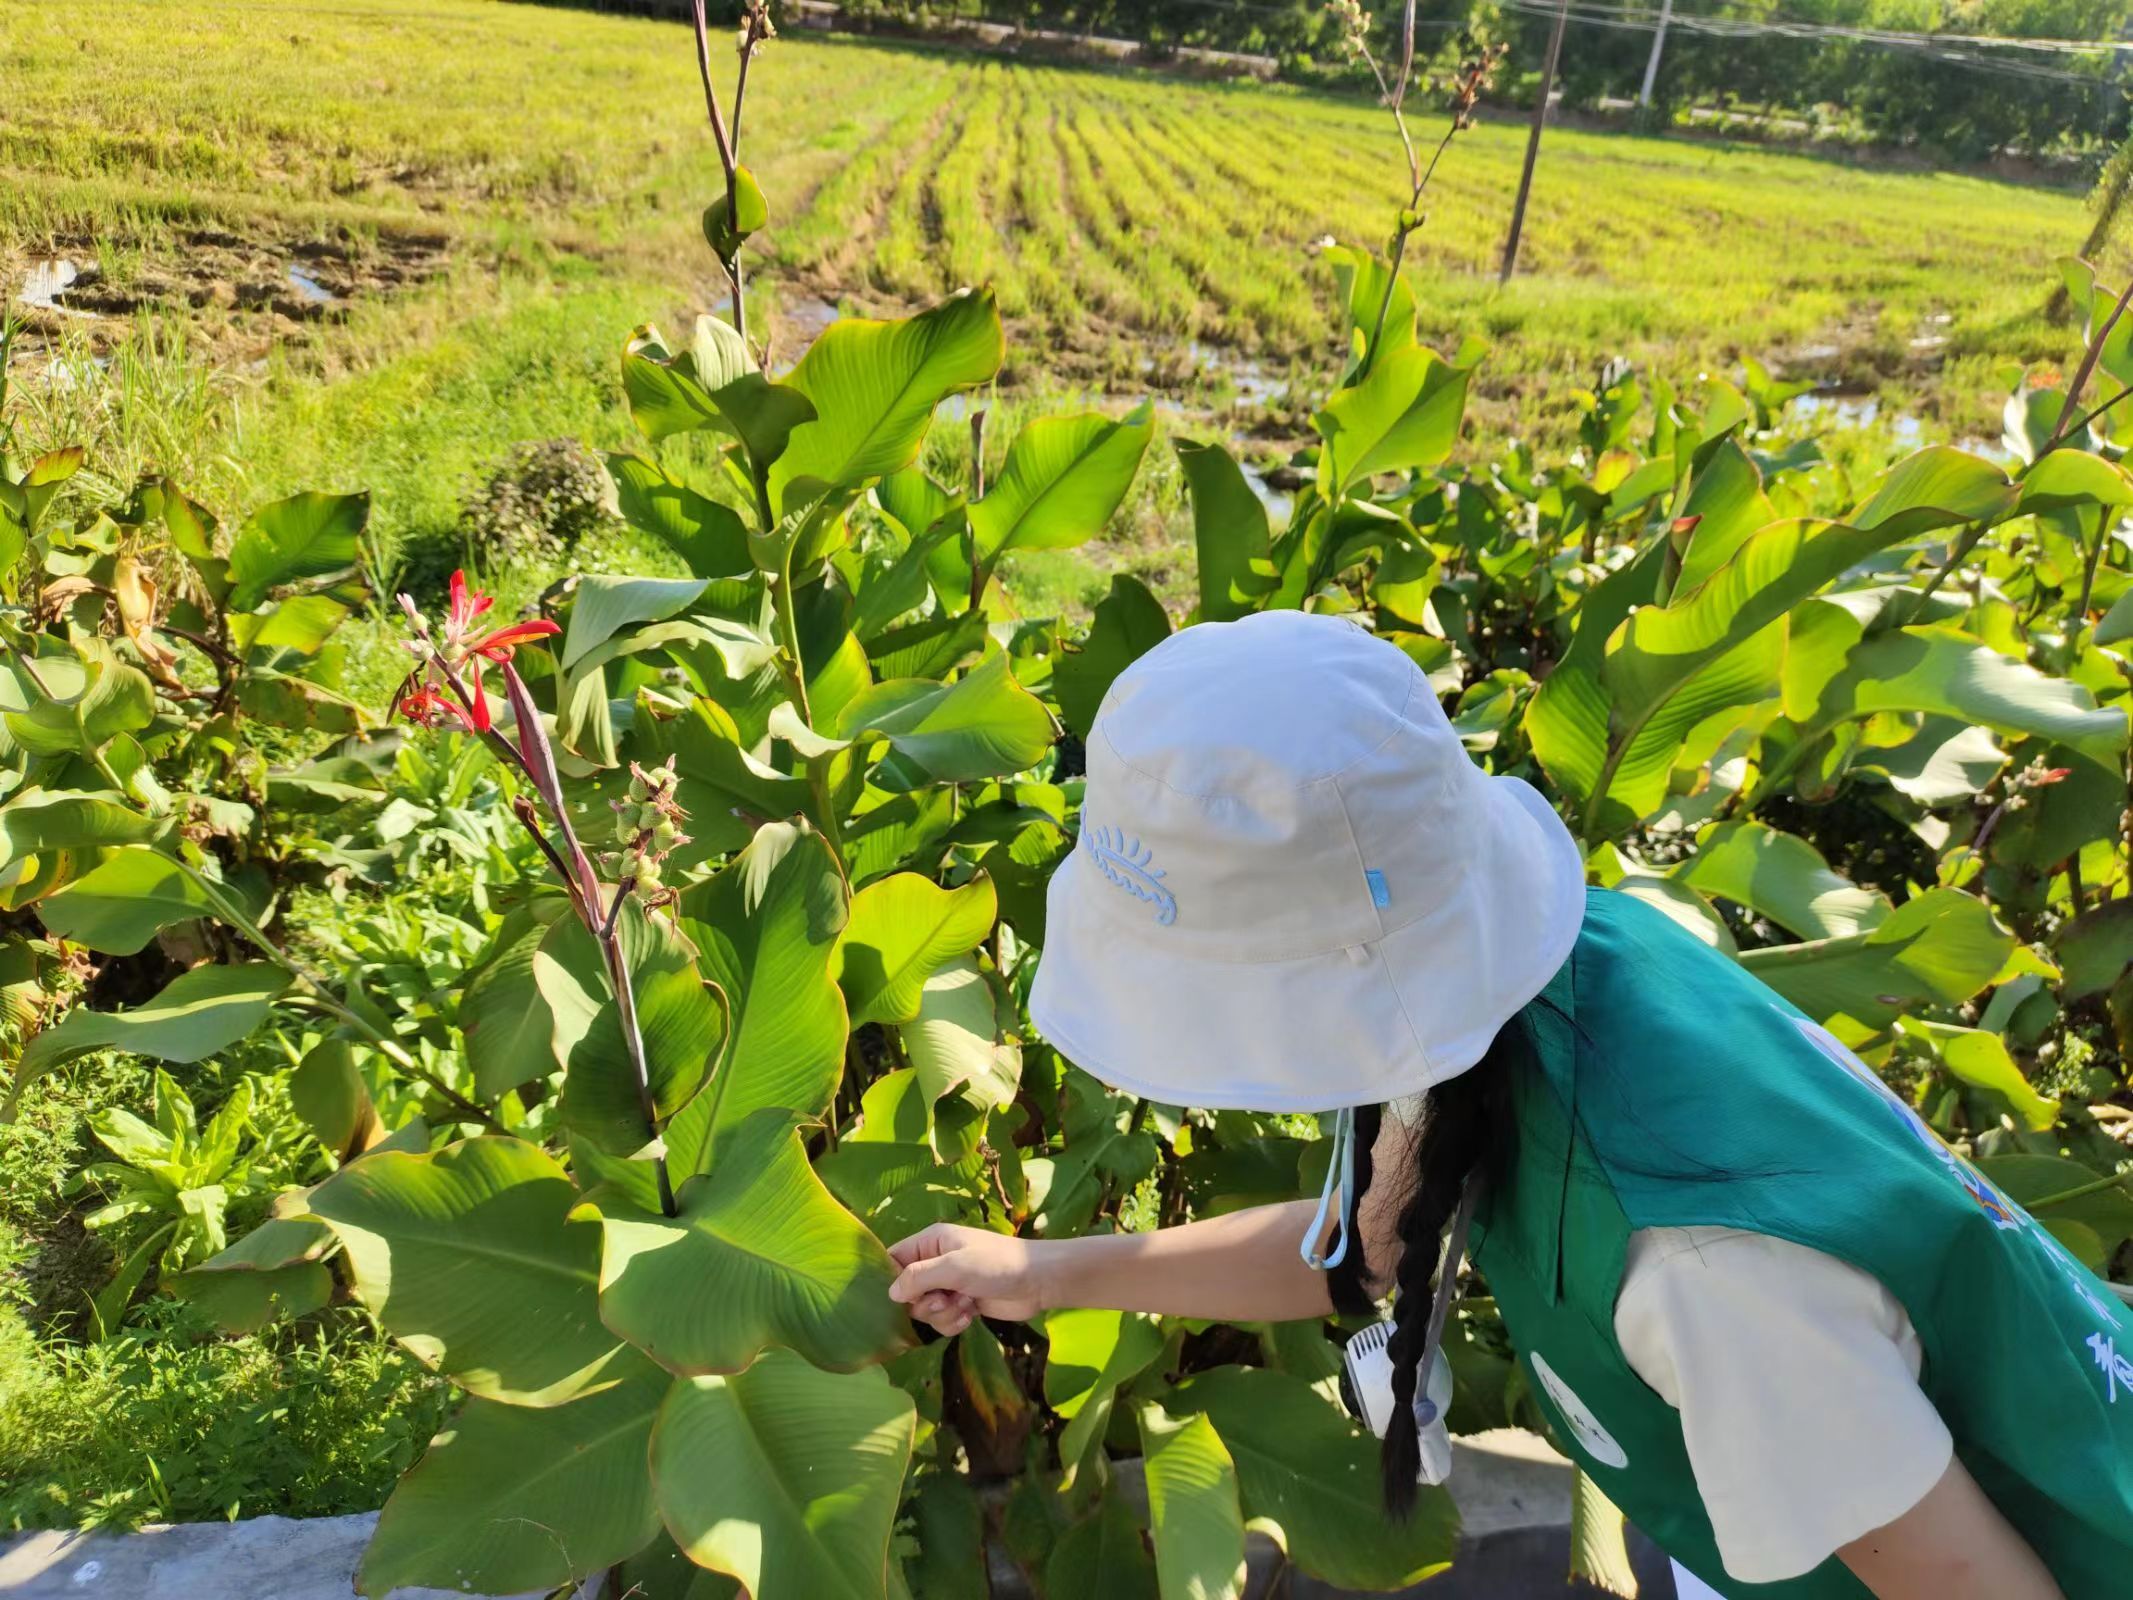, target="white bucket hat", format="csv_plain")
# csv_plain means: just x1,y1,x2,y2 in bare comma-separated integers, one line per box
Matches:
1029,610,1585,1264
